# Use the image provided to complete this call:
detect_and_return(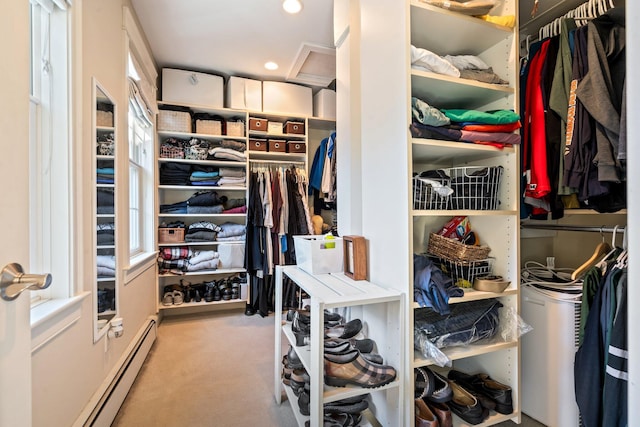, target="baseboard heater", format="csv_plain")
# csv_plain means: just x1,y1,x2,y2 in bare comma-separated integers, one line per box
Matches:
84,318,157,427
